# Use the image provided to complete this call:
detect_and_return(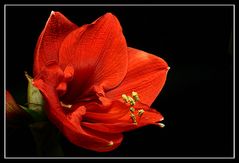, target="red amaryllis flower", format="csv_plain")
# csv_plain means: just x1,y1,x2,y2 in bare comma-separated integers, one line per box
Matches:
33,11,169,152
